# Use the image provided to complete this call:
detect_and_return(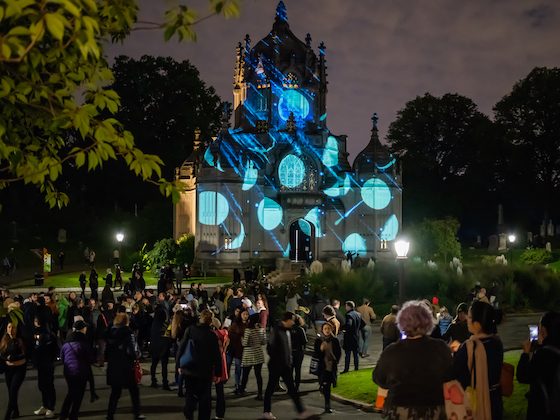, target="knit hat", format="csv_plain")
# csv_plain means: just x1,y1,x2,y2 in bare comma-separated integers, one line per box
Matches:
73,320,88,331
